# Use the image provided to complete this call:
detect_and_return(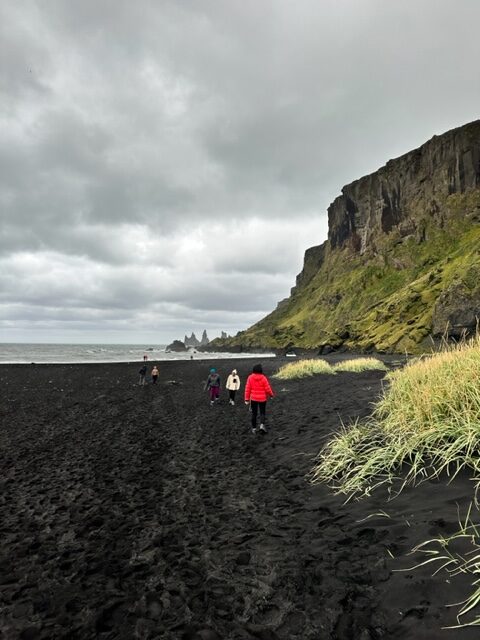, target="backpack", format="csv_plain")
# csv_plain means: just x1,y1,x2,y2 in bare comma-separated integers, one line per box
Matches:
209,373,220,387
